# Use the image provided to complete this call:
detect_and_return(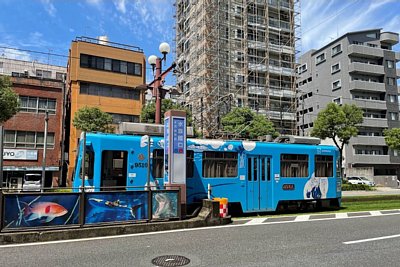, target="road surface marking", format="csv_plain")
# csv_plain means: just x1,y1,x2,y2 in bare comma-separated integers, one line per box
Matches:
370,211,382,216
294,215,310,221
344,234,400,245
335,213,348,219
1,211,399,249
245,218,266,224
